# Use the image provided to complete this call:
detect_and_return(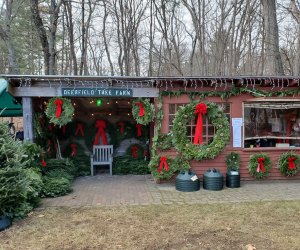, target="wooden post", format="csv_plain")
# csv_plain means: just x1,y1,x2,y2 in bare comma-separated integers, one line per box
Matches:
22,97,34,142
